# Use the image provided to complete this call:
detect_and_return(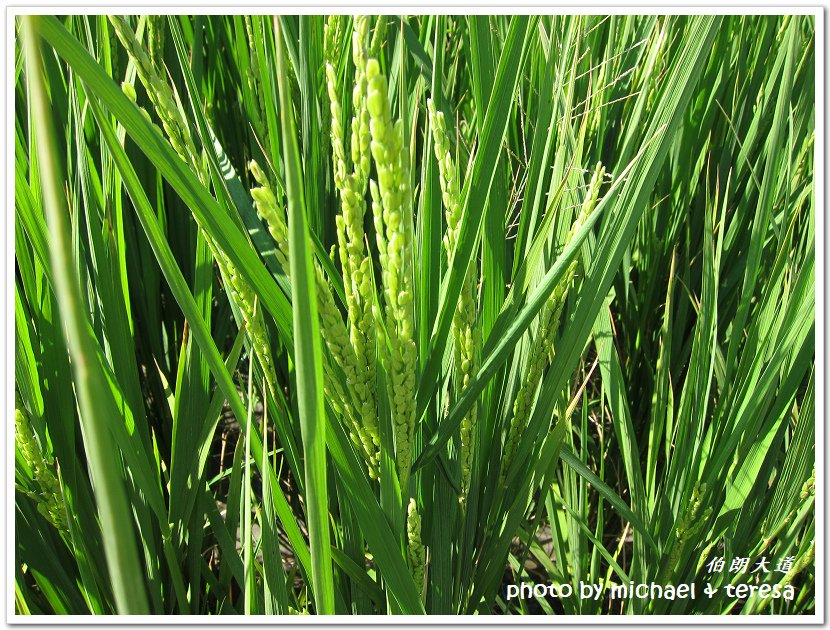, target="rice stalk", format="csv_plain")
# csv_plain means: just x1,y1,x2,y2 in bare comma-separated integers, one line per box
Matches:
502,161,605,478
251,155,381,476
427,98,479,497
